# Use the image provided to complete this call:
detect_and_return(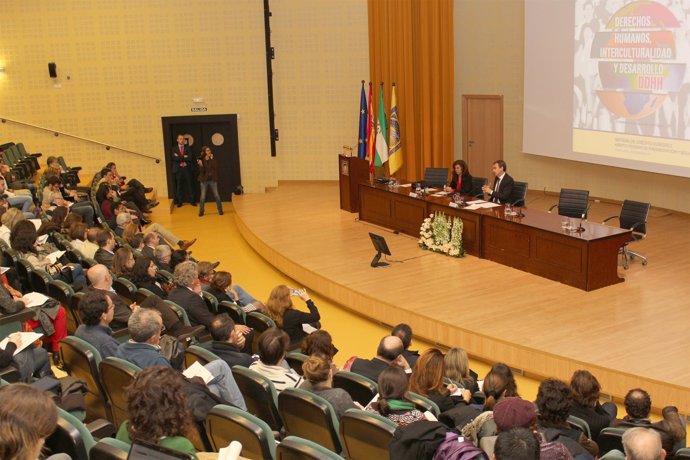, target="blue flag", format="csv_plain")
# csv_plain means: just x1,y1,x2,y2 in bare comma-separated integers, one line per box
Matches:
357,81,368,159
